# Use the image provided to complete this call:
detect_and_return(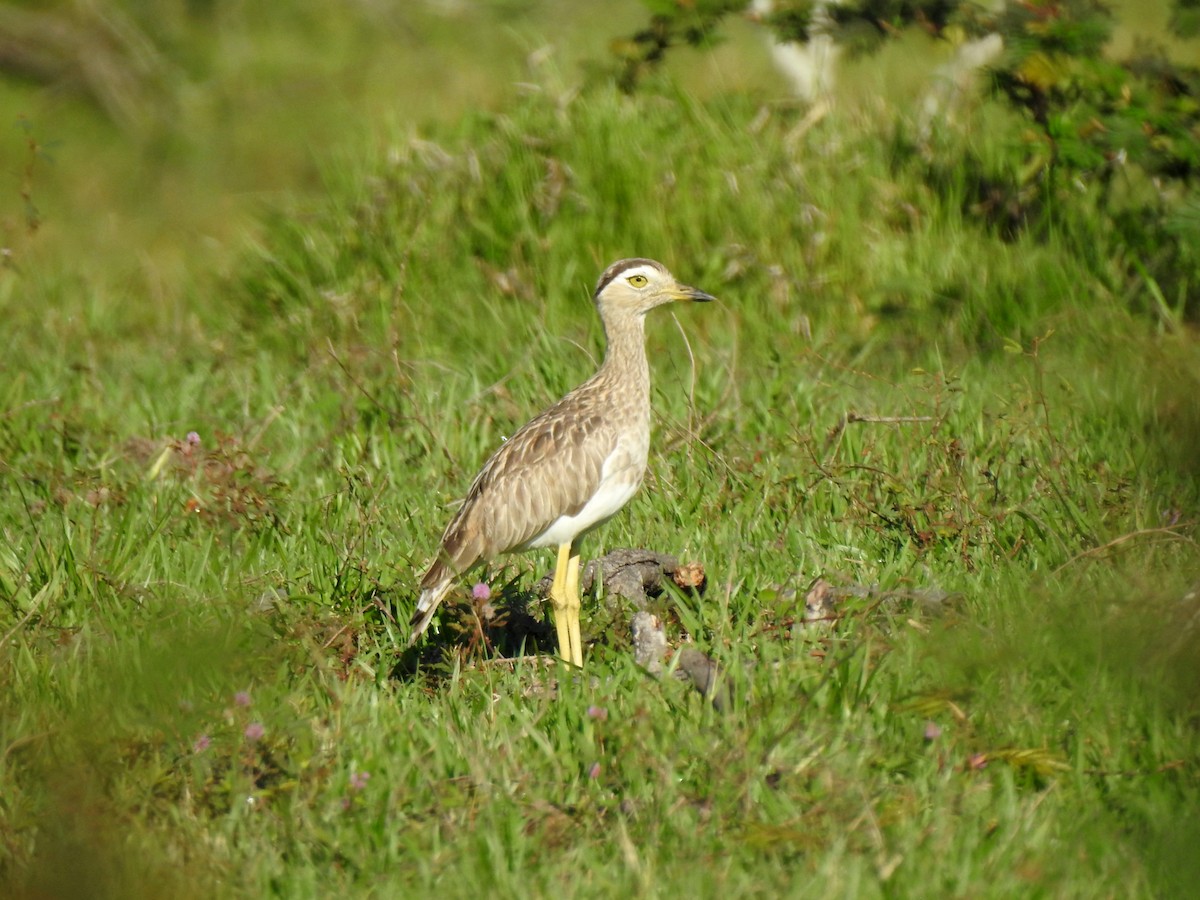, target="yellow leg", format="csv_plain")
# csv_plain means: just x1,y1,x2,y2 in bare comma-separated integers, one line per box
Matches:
564,548,583,667
548,542,584,667
548,543,574,666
